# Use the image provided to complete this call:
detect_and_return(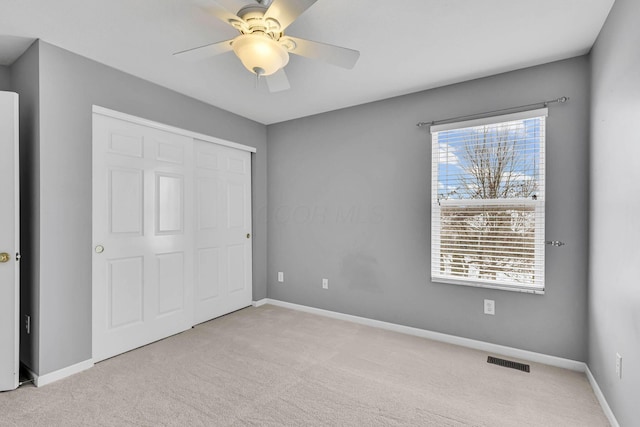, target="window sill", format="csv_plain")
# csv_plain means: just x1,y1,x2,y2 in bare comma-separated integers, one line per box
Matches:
431,276,545,295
